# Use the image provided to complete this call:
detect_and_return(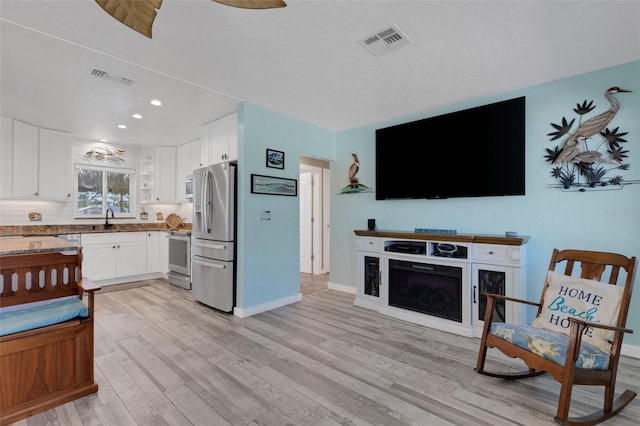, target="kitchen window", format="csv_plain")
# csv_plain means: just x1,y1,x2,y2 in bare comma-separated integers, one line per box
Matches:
75,165,136,218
